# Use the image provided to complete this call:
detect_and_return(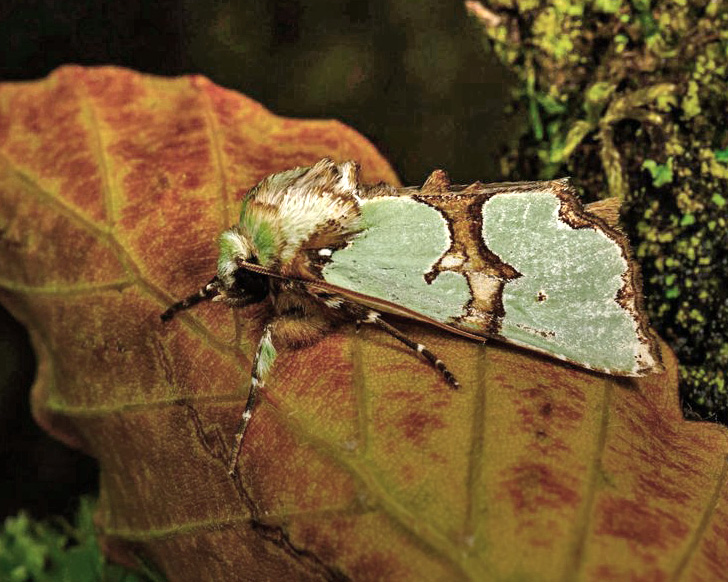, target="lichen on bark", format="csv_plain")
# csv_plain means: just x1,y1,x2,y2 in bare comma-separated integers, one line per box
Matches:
467,0,728,422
